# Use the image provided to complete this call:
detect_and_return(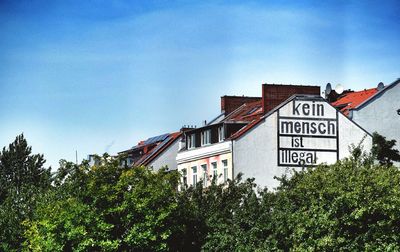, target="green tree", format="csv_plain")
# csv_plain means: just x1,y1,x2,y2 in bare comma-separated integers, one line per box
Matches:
0,134,51,251
372,132,400,166
169,174,277,252
0,134,51,201
269,155,400,251
24,155,181,251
